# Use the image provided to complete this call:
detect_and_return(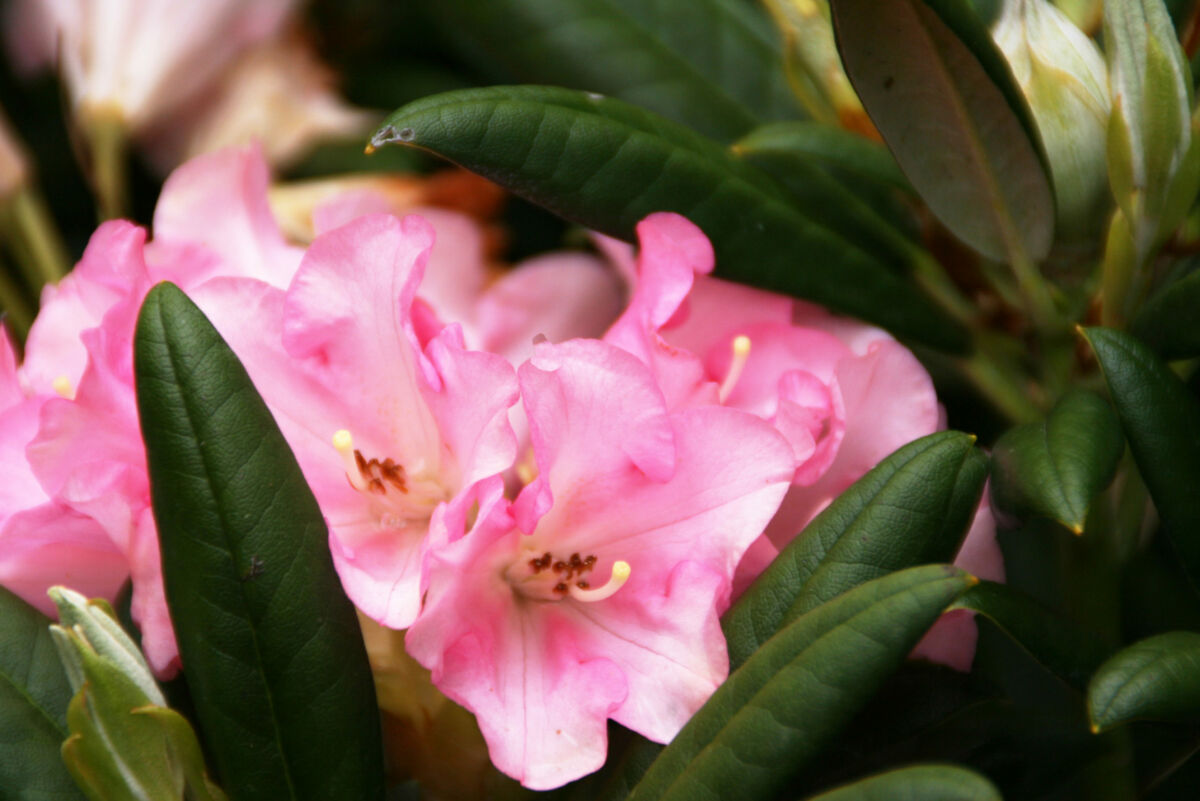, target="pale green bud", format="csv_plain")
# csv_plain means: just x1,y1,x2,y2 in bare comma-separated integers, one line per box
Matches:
48,586,226,801
1103,0,1200,257
994,0,1112,245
